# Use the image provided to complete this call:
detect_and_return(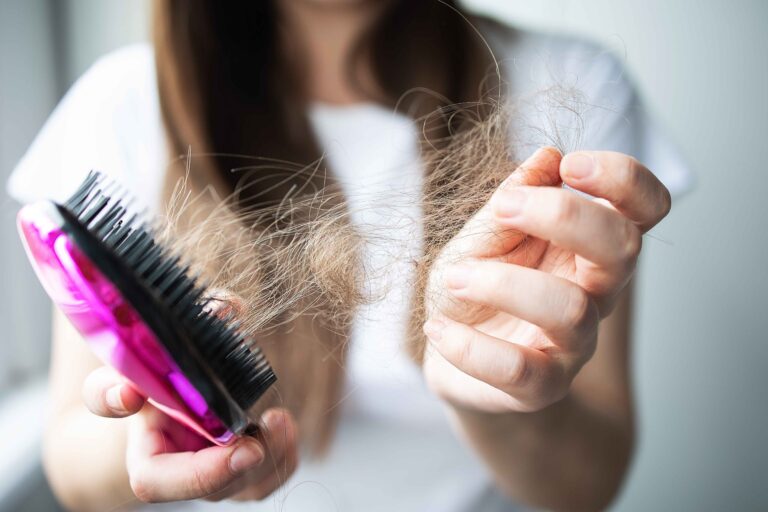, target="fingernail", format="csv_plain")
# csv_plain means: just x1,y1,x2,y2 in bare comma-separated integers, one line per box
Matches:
564,153,594,179
494,189,527,218
423,318,445,342
445,263,472,290
230,441,264,474
105,386,125,412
